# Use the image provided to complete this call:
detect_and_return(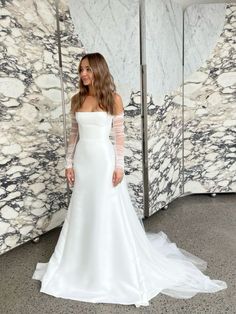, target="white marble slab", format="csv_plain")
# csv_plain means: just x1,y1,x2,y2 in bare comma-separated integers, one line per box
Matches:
145,0,183,215
184,3,226,78
0,0,84,254
184,4,236,193
145,0,183,102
